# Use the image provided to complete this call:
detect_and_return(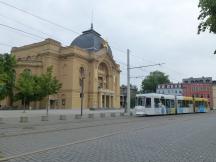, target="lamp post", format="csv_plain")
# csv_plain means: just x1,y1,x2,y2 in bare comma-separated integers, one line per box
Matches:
80,67,85,116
